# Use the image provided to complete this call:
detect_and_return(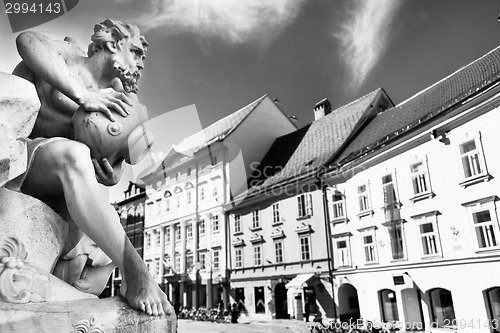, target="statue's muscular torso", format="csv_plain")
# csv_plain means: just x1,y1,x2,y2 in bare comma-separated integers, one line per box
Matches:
13,44,93,140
